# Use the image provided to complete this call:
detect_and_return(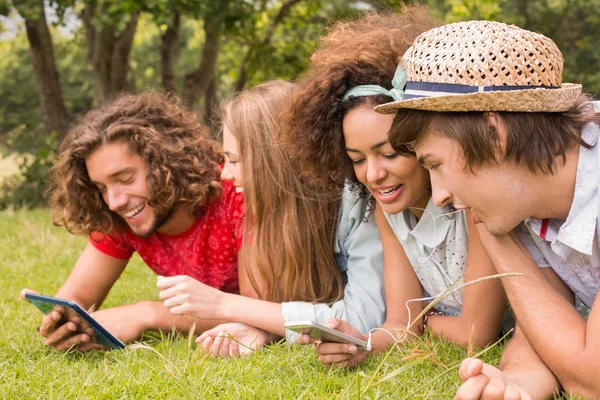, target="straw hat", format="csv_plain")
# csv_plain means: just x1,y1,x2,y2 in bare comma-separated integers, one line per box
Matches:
375,20,582,114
